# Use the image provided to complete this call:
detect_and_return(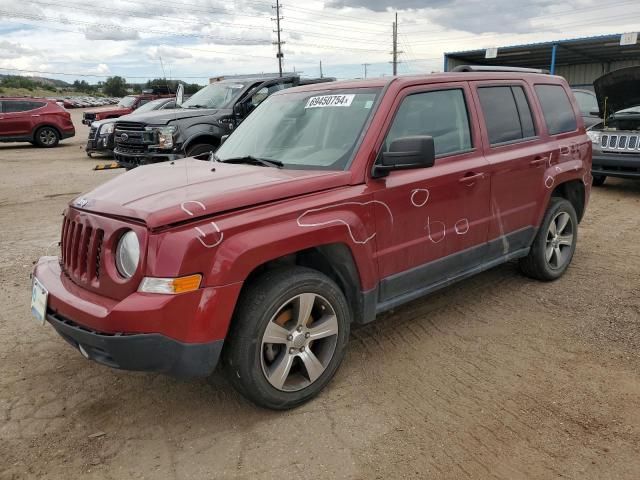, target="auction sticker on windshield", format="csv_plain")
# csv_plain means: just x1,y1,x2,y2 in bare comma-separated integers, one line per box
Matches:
31,277,48,325
305,94,355,109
